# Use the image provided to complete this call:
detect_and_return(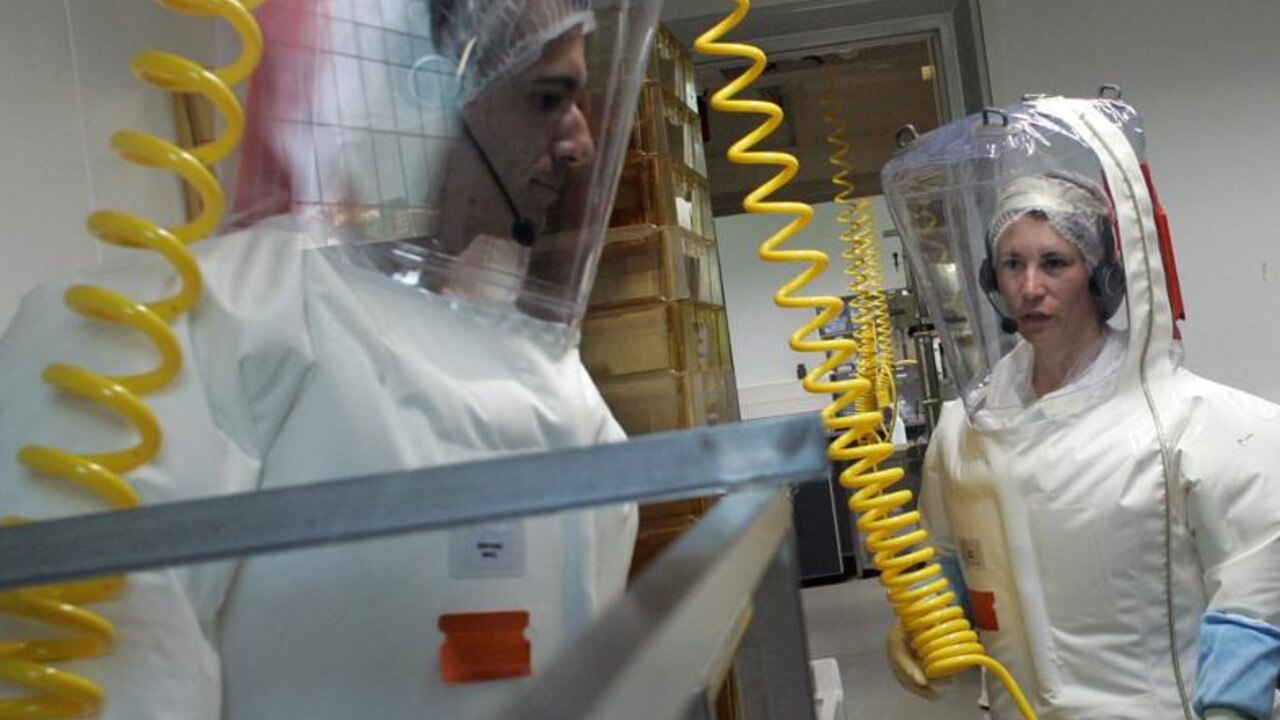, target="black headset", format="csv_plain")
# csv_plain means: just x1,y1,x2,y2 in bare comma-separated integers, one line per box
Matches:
978,198,1126,334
